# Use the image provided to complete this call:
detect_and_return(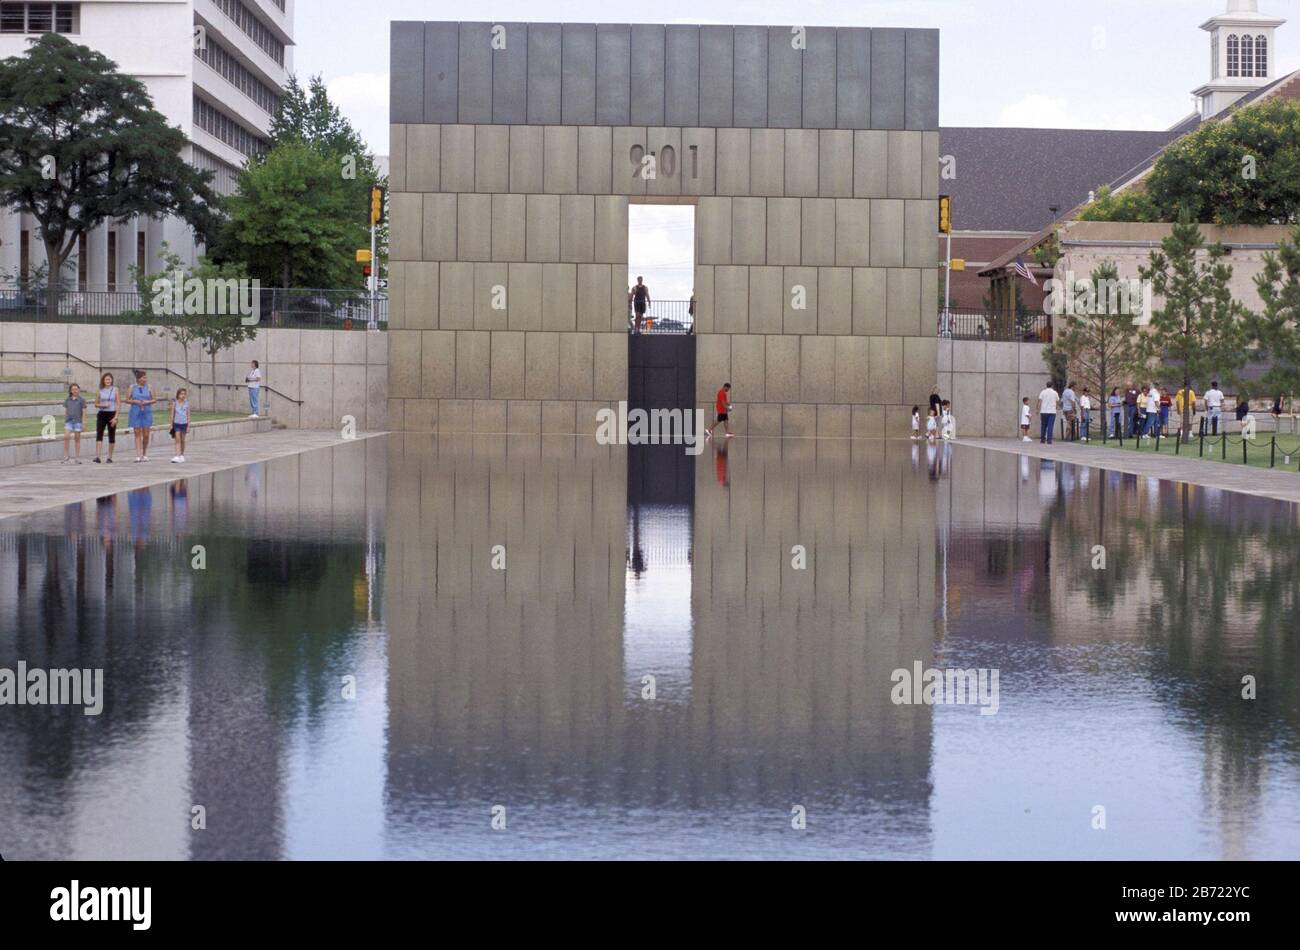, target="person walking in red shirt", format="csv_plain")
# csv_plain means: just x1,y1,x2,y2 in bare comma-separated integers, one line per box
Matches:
705,382,733,439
